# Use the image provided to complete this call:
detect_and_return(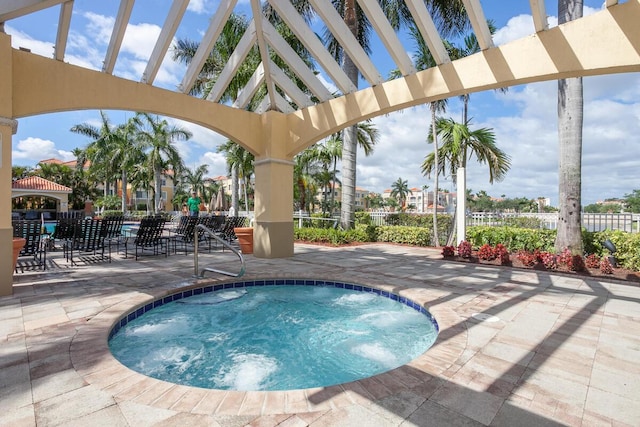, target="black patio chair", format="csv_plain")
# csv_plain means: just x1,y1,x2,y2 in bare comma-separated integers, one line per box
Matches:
124,217,168,260
67,218,108,265
12,219,46,272
101,214,124,256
